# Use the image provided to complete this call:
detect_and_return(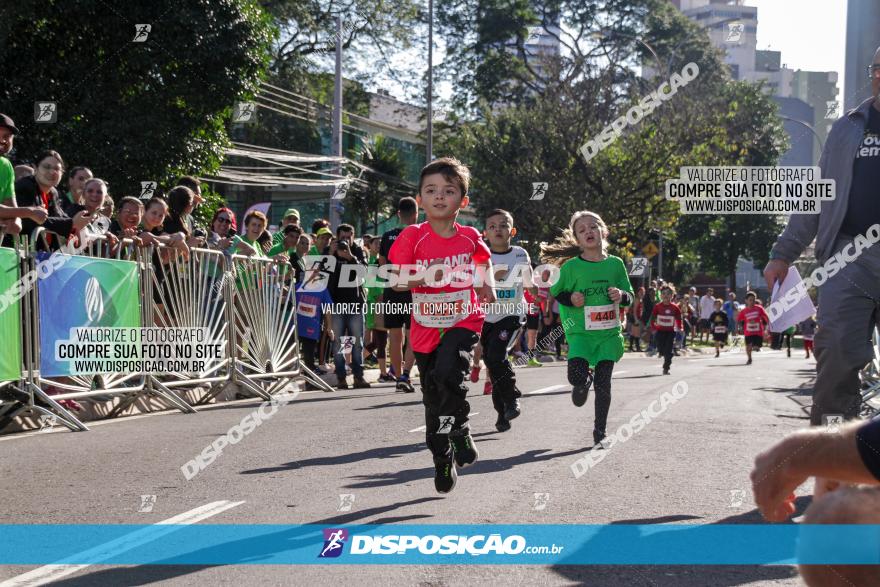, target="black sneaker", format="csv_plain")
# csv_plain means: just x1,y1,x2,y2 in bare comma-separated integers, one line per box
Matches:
395,376,415,393
571,371,592,407
495,413,511,432
593,429,606,448
663,367,670,375
514,386,522,398
503,398,521,421
449,430,478,468
433,457,457,493
337,377,349,390
352,376,371,389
